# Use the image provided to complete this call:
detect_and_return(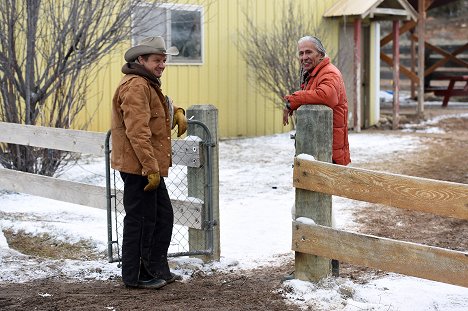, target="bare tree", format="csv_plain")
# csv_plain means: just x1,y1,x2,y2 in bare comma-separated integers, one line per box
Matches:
0,0,200,176
238,1,341,114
